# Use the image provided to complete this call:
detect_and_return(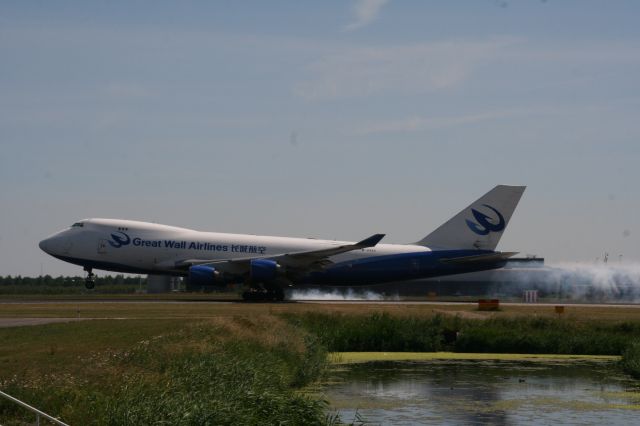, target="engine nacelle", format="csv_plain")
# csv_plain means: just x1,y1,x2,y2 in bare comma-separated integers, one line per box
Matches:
250,259,279,282
188,265,224,287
